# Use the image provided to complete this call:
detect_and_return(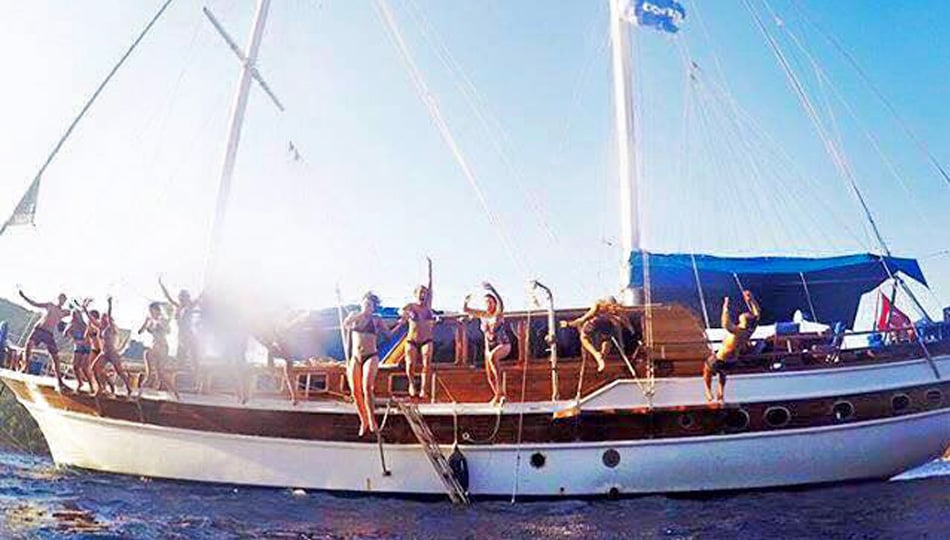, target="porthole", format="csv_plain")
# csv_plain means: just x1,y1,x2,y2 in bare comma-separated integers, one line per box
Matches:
724,408,750,431
925,389,943,407
832,401,854,422
677,413,695,430
602,449,621,469
530,452,546,469
764,406,791,428
891,393,911,413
